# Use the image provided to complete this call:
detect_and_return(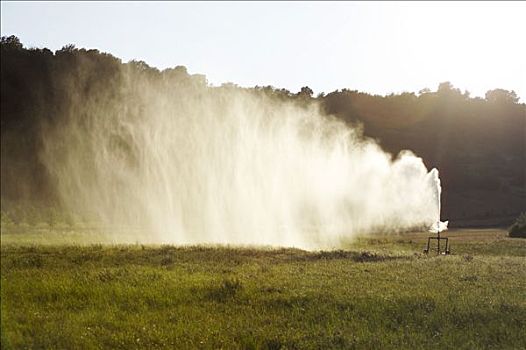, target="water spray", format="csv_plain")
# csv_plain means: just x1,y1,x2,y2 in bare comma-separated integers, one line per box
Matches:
423,173,450,254
40,81,447,248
